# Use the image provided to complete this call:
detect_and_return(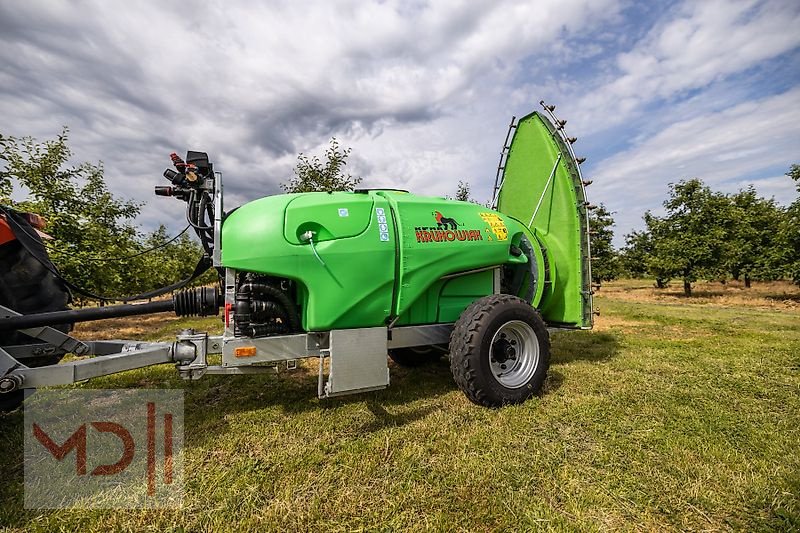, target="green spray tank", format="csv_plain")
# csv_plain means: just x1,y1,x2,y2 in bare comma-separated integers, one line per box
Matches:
221,106,593,333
